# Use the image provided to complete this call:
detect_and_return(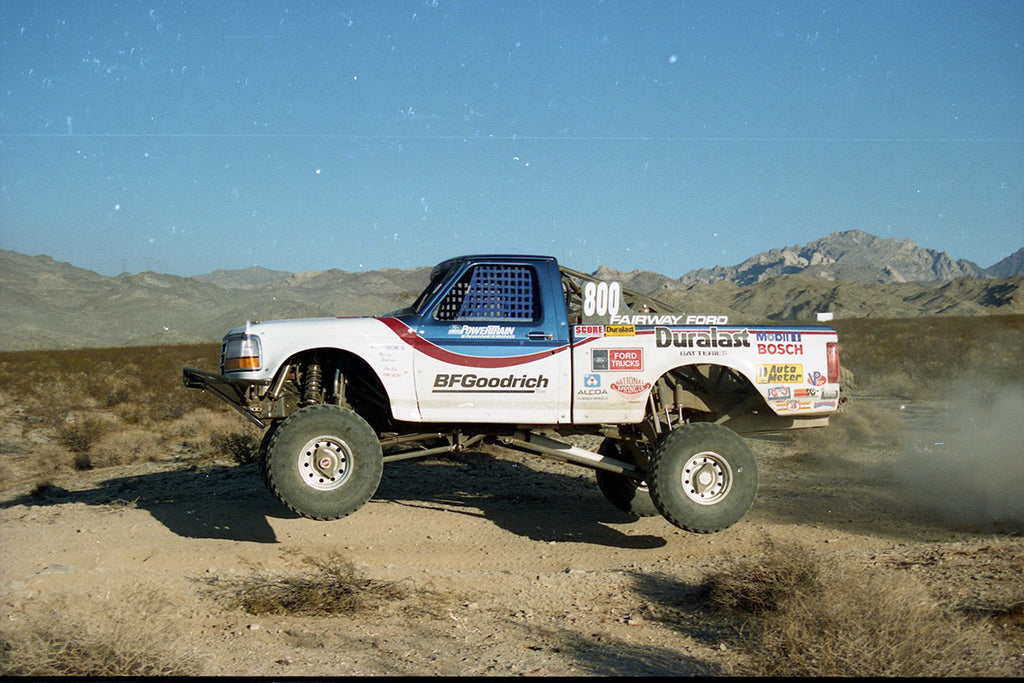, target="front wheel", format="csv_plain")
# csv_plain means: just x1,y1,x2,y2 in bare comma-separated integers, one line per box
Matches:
262,405,383,520
648,423,758,534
